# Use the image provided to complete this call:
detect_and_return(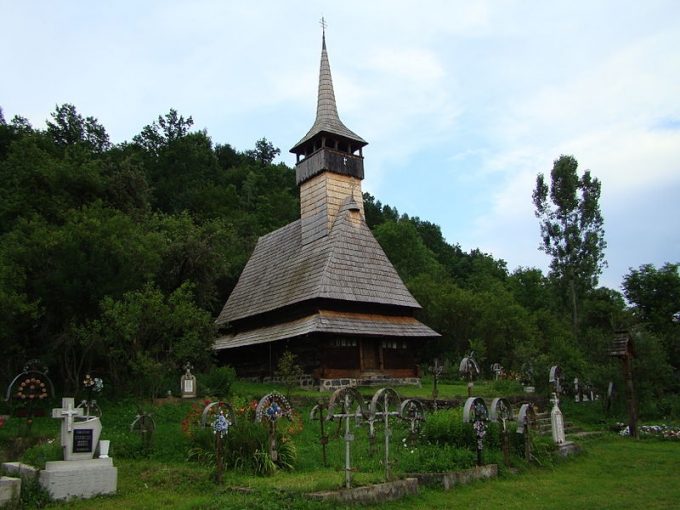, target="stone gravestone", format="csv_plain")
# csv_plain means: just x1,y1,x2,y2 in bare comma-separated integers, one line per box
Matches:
181,363,197,399
39,397,117,500
550,393,566,445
